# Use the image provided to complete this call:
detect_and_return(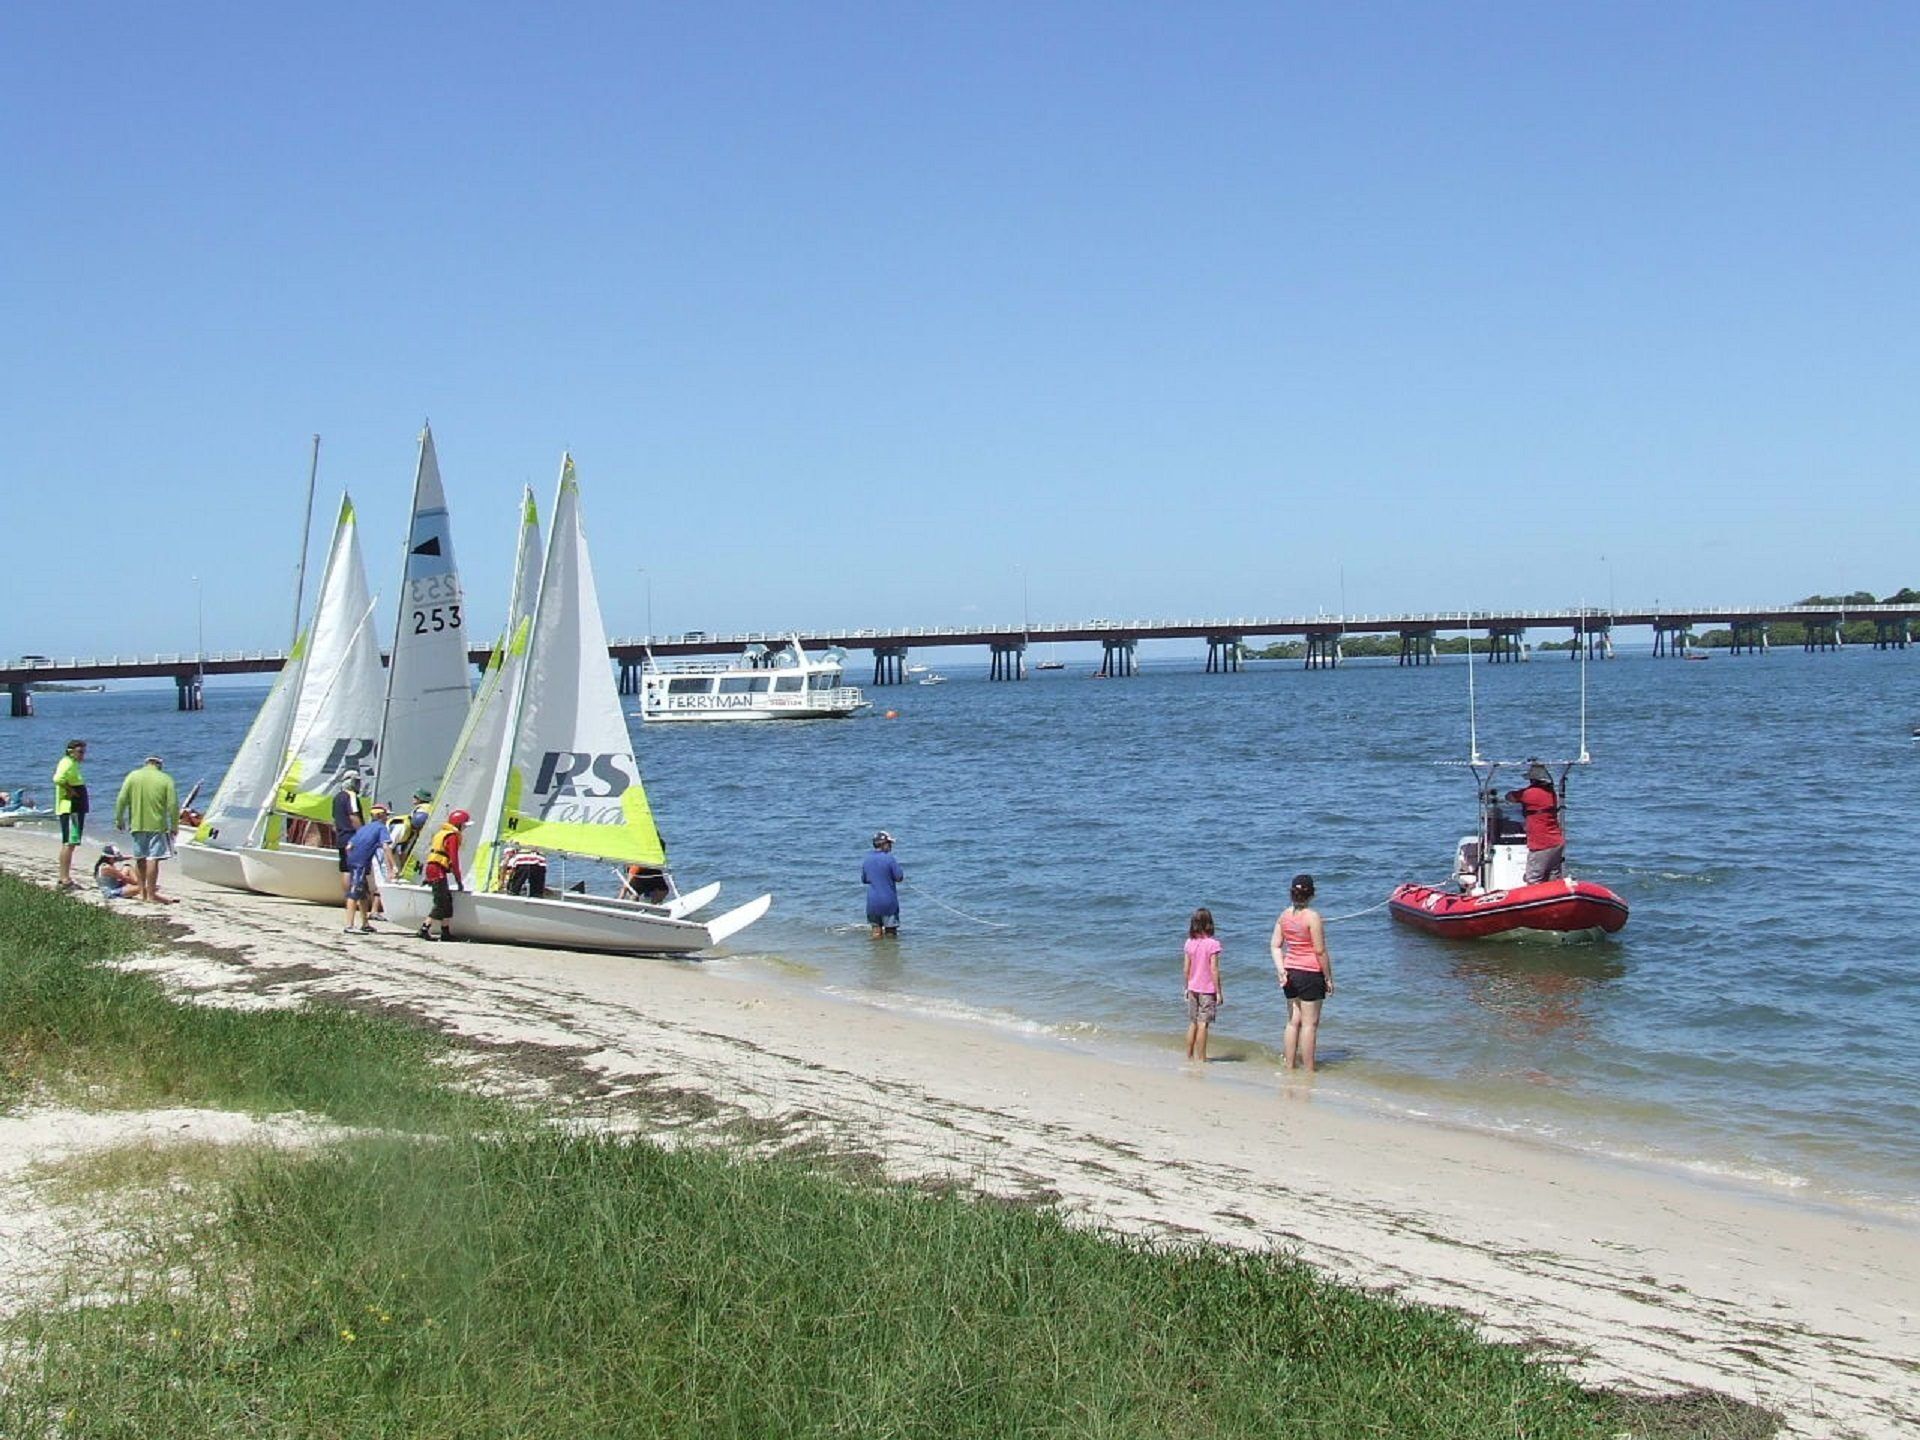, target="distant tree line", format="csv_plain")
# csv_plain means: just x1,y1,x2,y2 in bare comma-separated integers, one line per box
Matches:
1694,587,1918,649
1244,586,1917,658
